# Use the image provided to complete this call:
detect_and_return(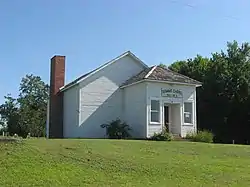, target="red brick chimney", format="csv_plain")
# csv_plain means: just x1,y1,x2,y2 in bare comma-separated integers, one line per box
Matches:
48,55,65,138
